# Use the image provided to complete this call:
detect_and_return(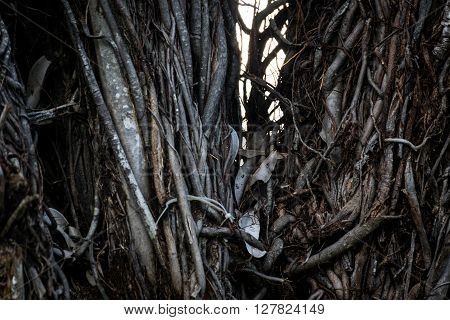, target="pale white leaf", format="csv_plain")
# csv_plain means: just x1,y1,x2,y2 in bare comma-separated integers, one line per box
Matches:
234,160,255,205
249,151,284,186
238,211,266,258
224,126,240,174
26,56,51,109
47,208,69,230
